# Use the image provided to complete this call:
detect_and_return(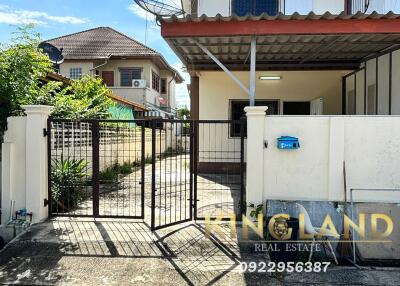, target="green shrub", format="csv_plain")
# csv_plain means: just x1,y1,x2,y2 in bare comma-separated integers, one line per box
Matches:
99,162,134,182
51,158,87,211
